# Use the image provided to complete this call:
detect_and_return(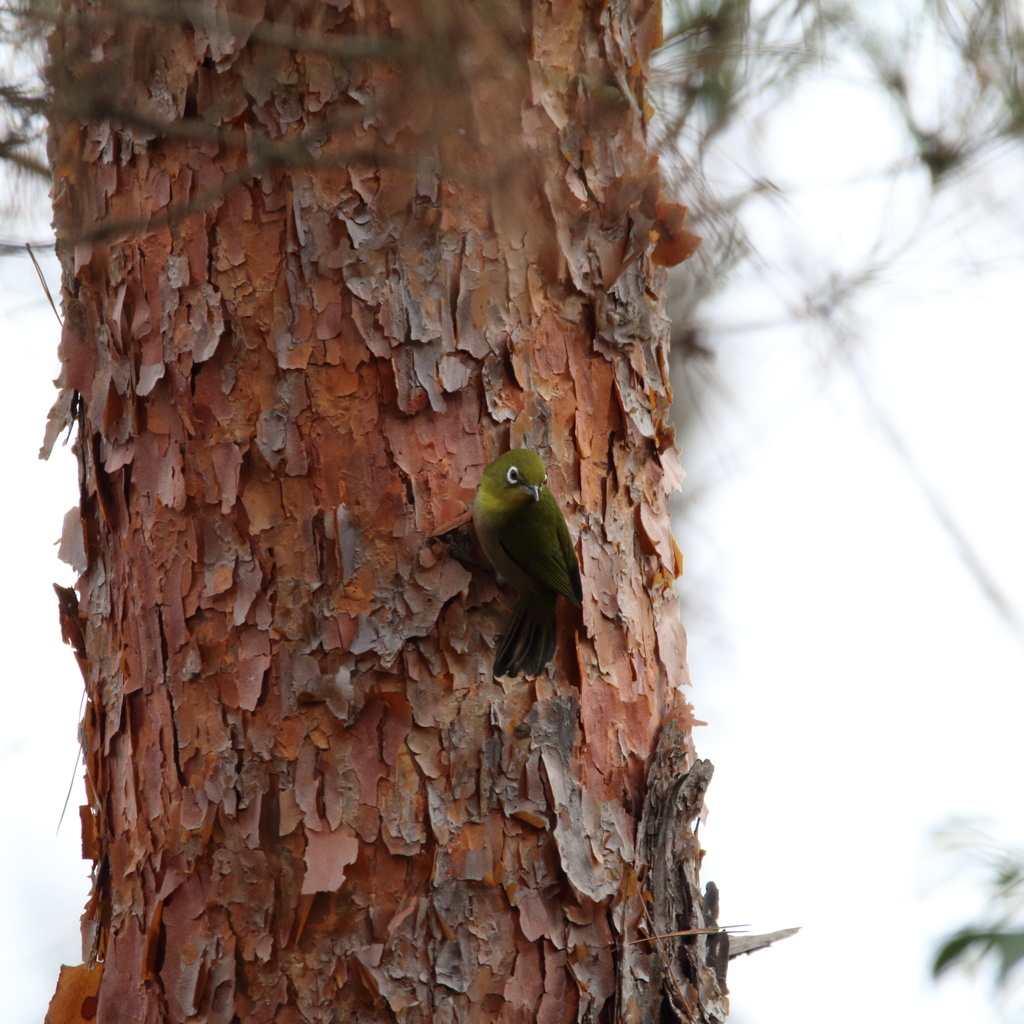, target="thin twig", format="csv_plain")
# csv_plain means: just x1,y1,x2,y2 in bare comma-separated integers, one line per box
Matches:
26,242,63,325
640,896,694,1015
57,687,87,834
56,743,83,834
627,924,748,945
0,238,55,255
850,359,1024,646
